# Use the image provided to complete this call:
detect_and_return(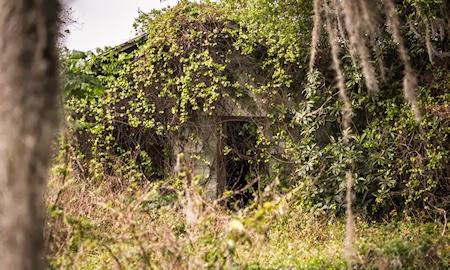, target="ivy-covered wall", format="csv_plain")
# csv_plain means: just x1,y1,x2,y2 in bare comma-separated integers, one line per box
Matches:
61,0,449,218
